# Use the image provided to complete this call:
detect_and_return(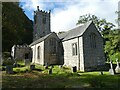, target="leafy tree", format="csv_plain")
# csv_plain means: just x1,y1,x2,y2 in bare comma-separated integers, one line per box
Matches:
76,14,115,32
2,2,33,52
115,11,120,28
104,29,120,61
